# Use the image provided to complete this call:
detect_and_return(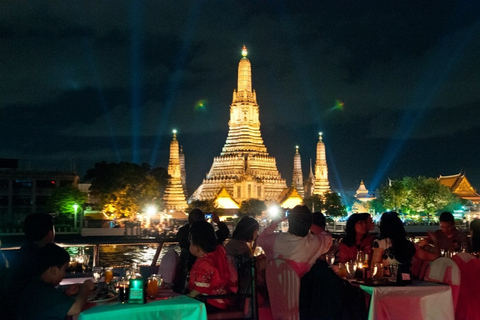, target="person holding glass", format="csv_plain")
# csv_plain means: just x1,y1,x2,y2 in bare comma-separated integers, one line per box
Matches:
371,212,415,279
338,213,375,264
